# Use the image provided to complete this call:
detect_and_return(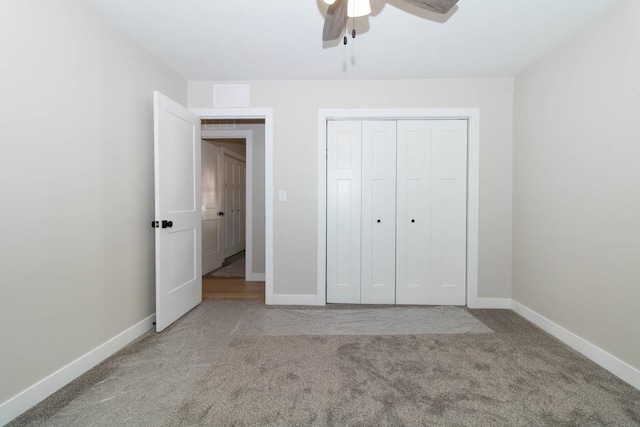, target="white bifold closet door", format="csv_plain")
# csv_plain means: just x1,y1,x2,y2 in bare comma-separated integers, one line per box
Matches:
396,120,468,305
361,121,397,304
327,121,362,303
327,119,467,306
327,121,396,304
